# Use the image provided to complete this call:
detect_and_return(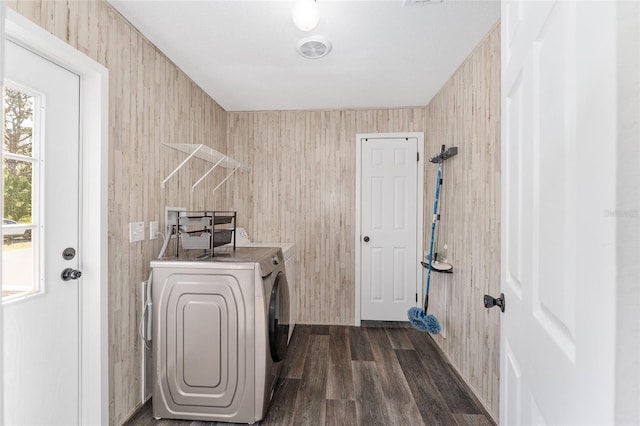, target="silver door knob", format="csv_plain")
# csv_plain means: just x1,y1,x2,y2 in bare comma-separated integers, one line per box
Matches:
61,268,82,281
